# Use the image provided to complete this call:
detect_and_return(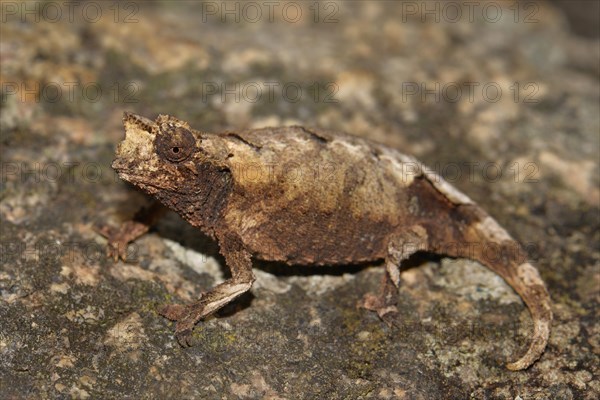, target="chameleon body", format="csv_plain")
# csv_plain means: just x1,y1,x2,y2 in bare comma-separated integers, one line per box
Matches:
105,112,552,371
